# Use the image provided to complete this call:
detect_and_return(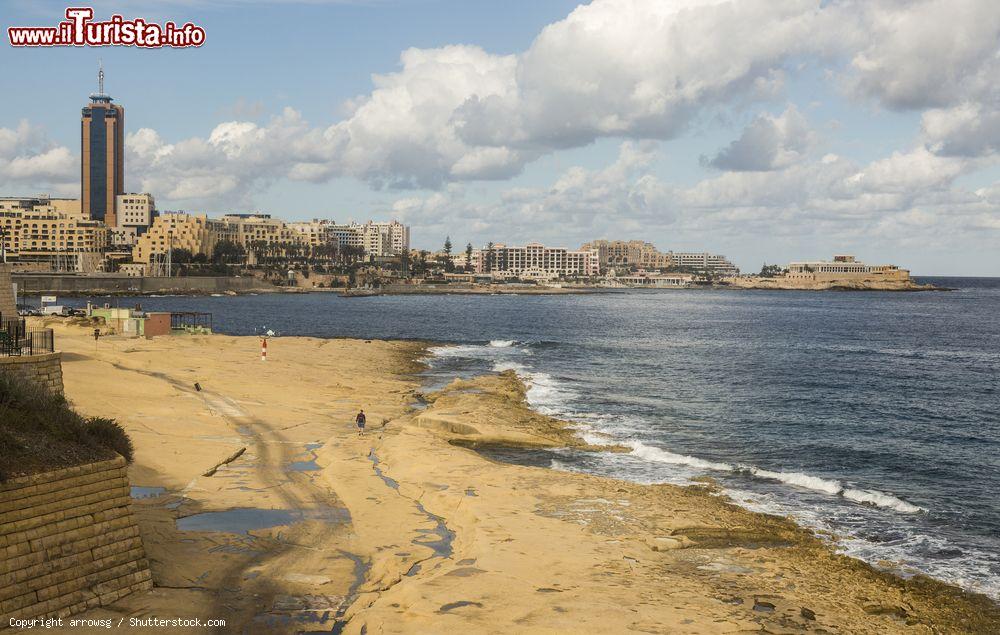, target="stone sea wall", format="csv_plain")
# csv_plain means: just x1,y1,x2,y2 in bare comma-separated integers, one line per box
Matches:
0,353,63,394
0,456,152,624
13,273,273,296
